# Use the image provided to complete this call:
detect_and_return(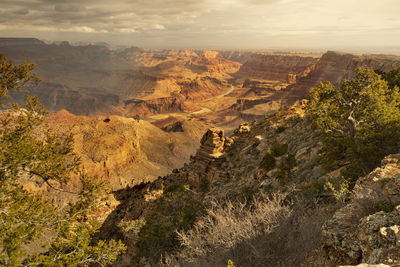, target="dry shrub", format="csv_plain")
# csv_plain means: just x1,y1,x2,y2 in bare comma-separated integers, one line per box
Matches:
161,192,290,266
162,195,334,267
